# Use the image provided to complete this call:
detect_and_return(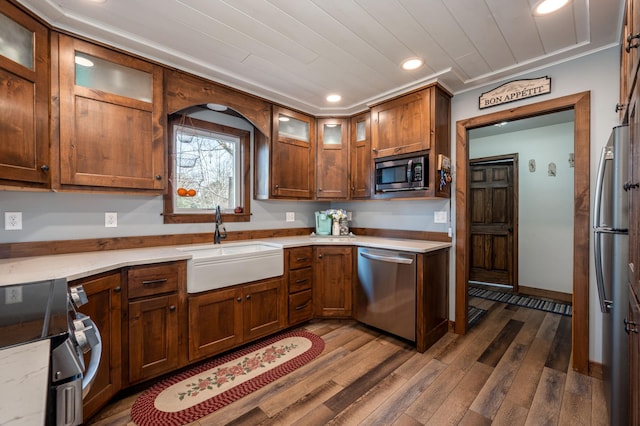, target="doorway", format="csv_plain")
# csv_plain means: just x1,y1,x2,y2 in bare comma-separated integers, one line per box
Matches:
455,92,591,374
468,155,518,290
